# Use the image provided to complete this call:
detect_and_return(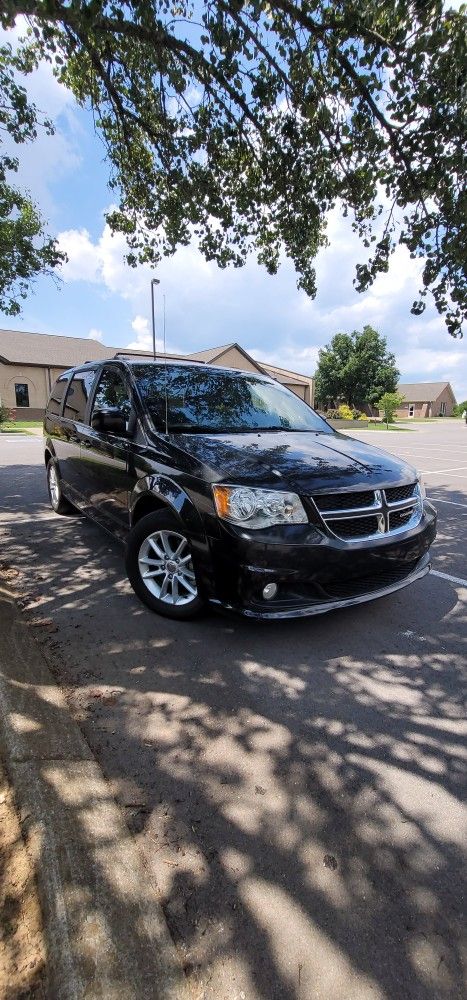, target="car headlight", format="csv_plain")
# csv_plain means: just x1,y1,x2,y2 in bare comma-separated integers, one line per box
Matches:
212,485,308,528
417,476,426,500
